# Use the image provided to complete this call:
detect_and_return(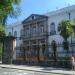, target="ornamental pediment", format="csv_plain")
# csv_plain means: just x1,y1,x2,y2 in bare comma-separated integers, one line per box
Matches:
22,14,47,23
